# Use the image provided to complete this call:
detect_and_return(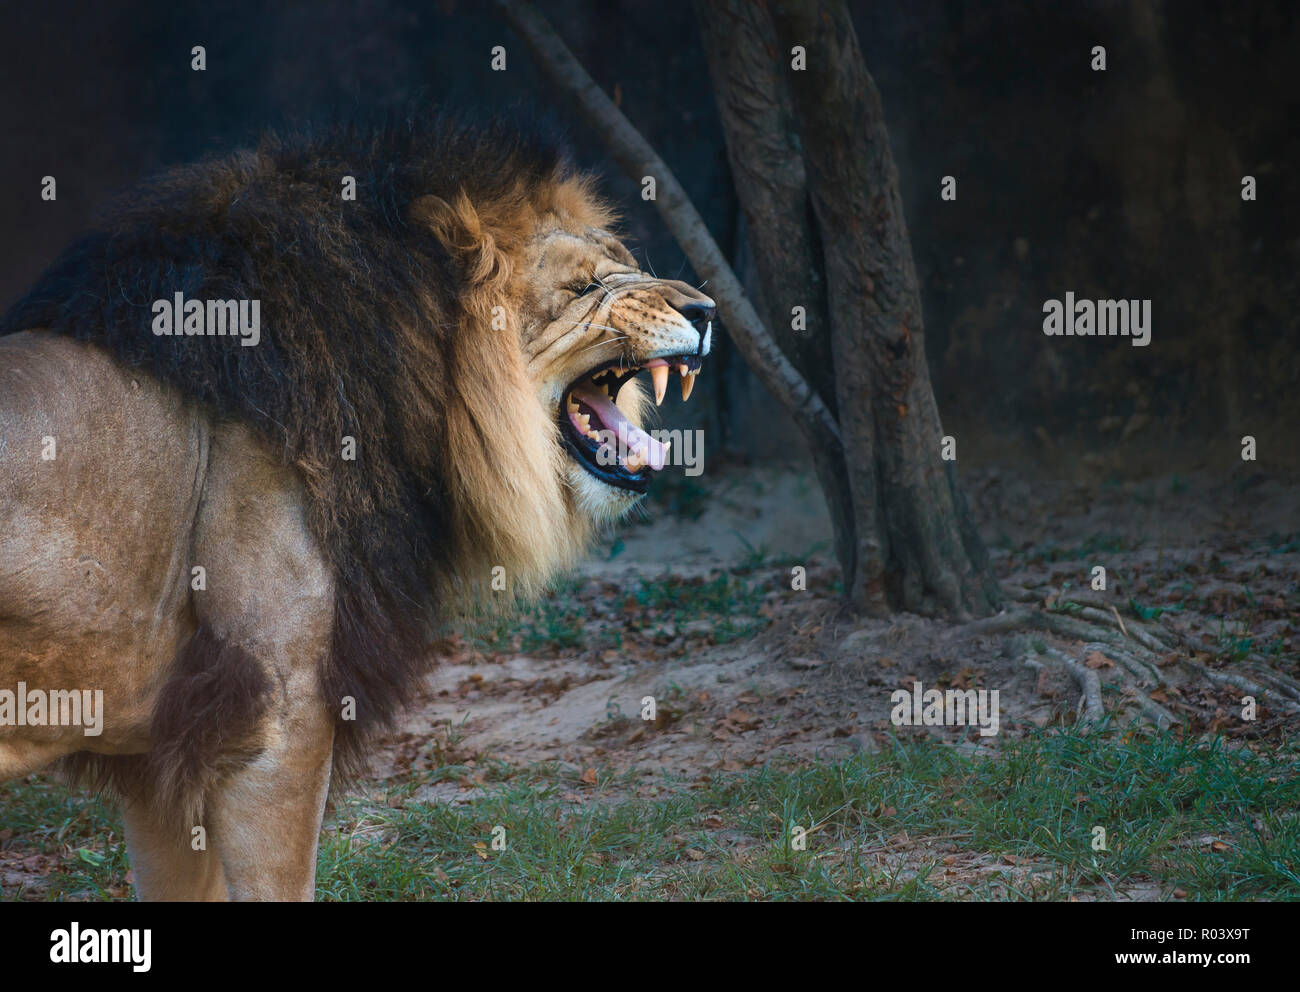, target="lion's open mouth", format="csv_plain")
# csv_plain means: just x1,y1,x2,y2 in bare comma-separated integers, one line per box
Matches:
559,355,704,492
